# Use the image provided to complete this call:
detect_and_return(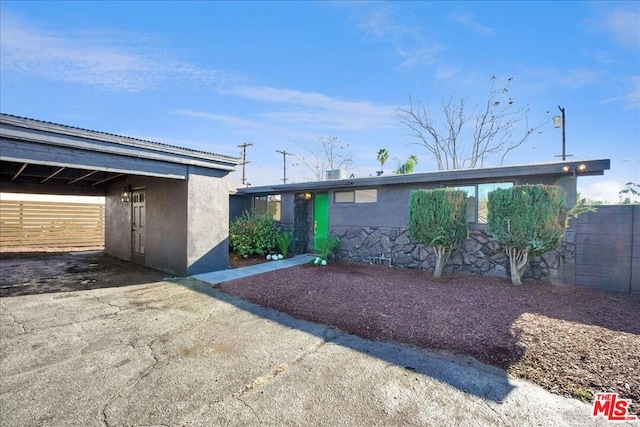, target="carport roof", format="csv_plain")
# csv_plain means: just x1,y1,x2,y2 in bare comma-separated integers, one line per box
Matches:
0,113,240,195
